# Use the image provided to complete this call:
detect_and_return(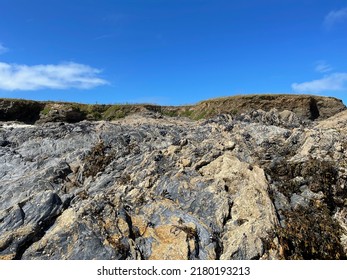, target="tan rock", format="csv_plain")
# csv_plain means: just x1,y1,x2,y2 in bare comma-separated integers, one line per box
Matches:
167,145,181,155
181,158,191,167
117,218,130,236
0,254,16,260
148,224,189,260
200,152,279,259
